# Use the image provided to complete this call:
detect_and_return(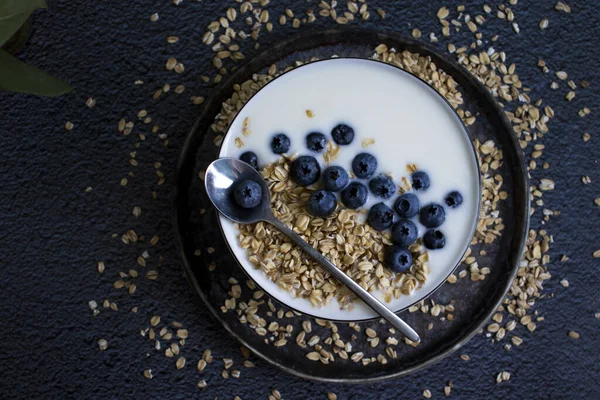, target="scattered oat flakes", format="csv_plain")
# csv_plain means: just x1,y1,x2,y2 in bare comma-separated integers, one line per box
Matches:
437,7,449,20
555,71,568,80
166,57,177,70
568,331,580,339
444,384,452,396
98,339,108,350
176,329,188,339
361,138,375,148
578,107,591,117
539,179,555,190
496,371,511,383
565,91,575,101
132,206,141,218
555,1,571,13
